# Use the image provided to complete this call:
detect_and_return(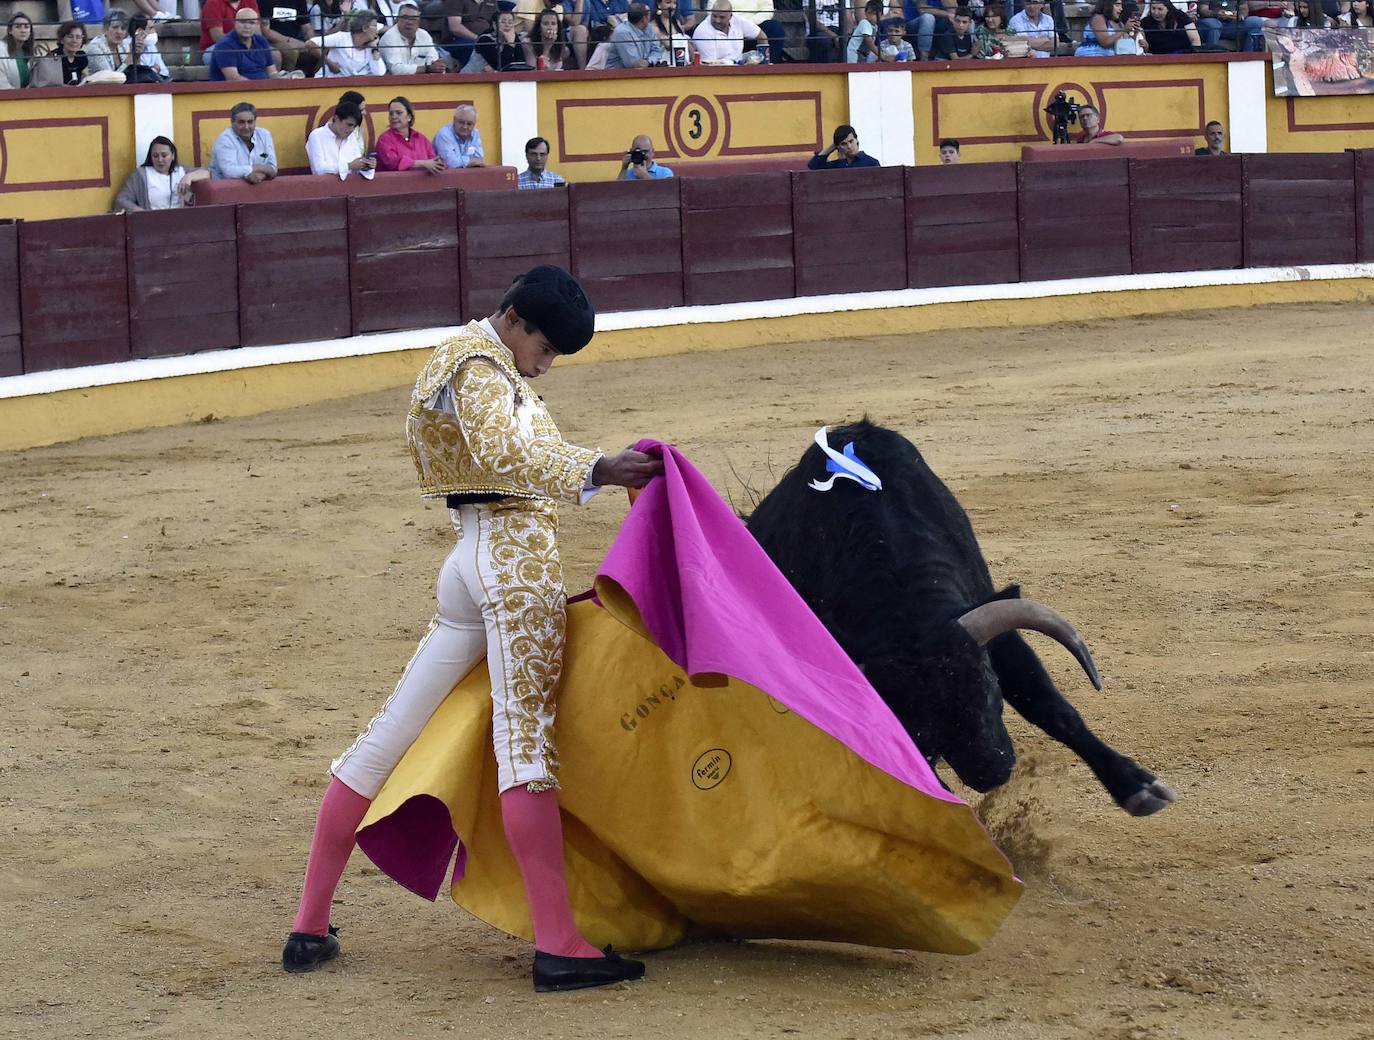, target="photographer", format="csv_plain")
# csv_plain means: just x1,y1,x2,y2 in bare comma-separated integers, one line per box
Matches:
620,134,675,179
